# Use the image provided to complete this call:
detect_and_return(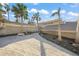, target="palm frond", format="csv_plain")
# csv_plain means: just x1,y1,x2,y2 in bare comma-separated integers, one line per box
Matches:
12,3,28,23
51,12,58,16
51,8,61,17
